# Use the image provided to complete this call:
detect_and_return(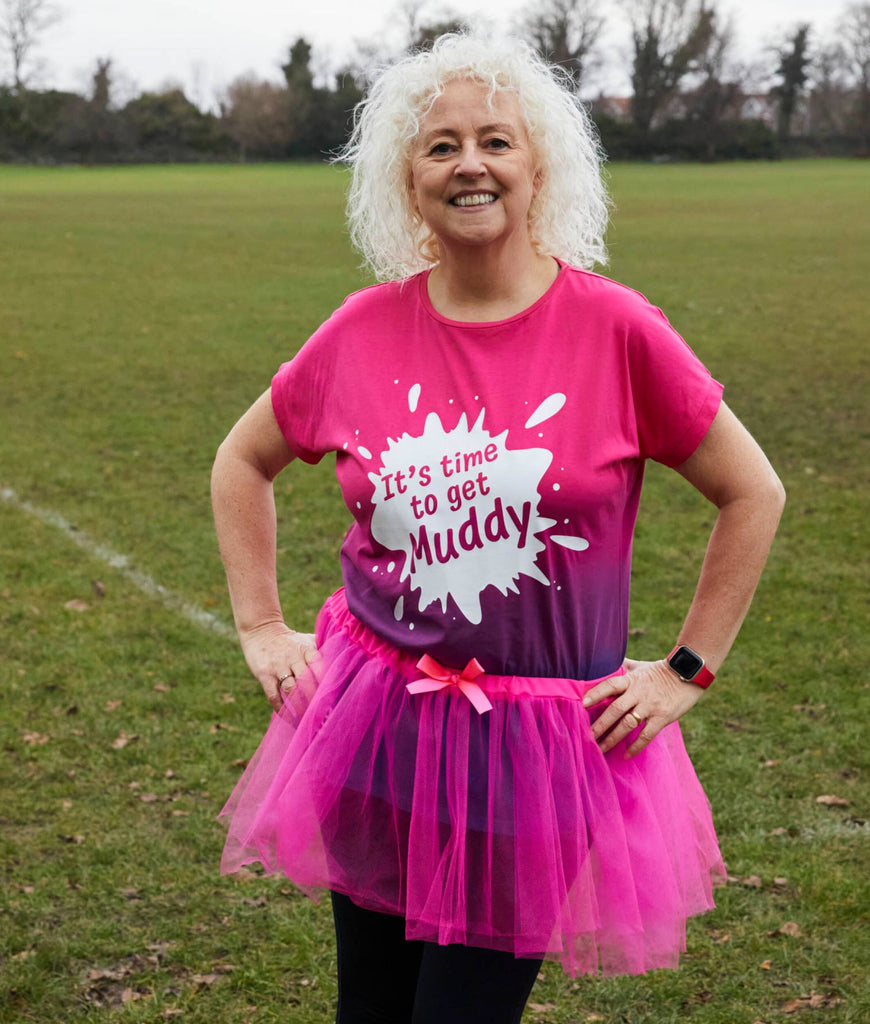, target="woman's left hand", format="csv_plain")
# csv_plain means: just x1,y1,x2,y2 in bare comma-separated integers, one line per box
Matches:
582,658,706,759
